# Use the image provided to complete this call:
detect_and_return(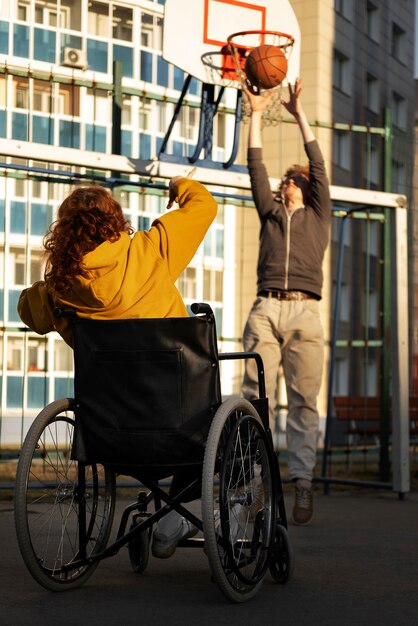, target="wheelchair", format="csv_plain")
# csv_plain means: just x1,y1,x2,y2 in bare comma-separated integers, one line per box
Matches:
14,303,294,603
